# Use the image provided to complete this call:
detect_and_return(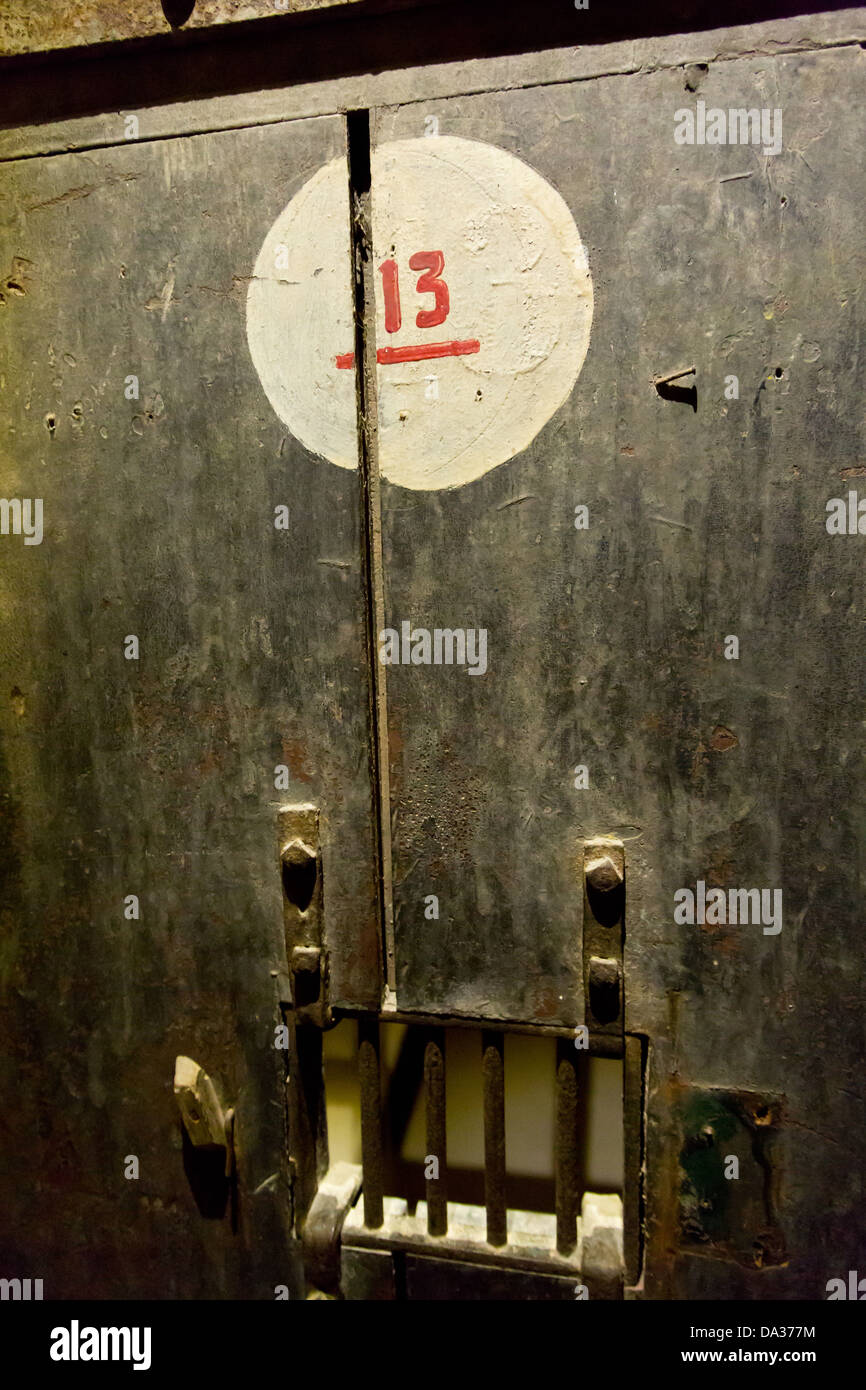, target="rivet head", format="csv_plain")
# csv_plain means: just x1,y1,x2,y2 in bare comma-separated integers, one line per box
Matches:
585,854,623,893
